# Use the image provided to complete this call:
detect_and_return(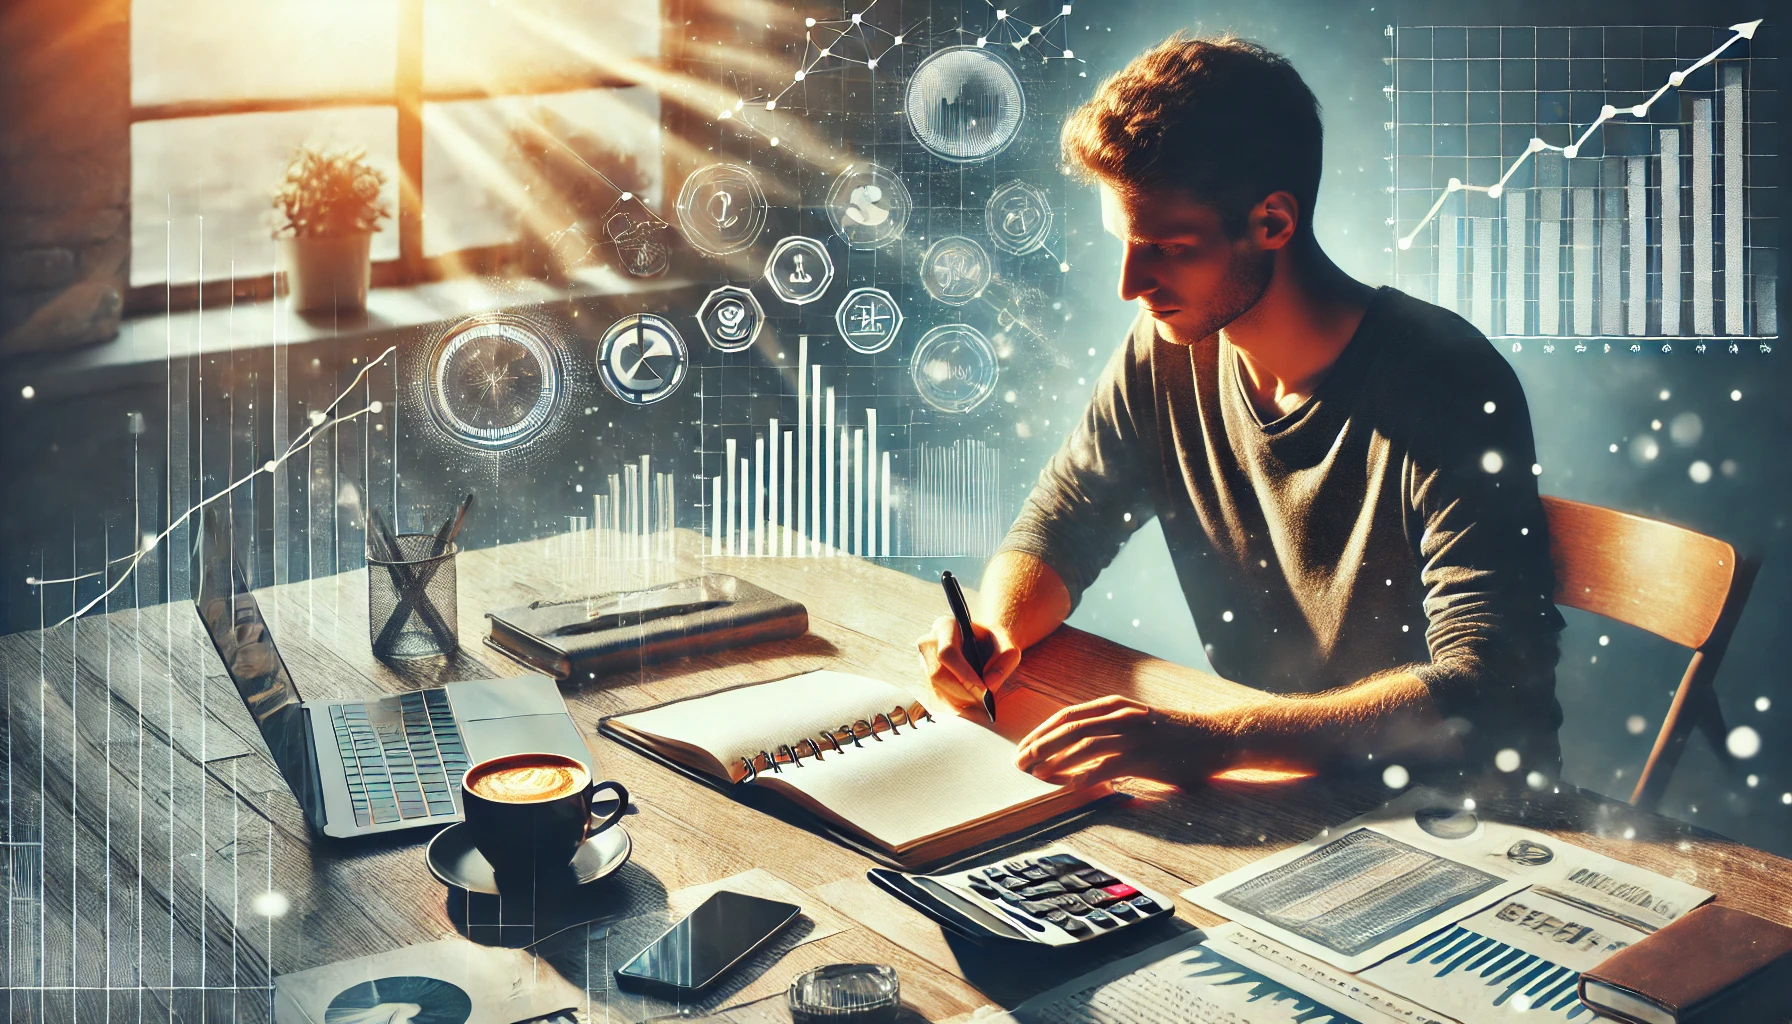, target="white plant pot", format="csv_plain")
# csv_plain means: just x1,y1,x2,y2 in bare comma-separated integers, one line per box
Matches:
284,232,373,313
